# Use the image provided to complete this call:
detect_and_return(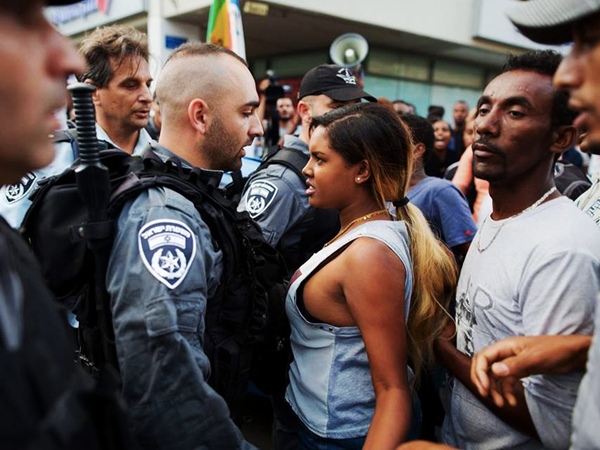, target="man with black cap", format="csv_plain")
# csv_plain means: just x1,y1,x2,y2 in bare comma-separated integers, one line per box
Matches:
0,0,131,448
238,64,376,277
